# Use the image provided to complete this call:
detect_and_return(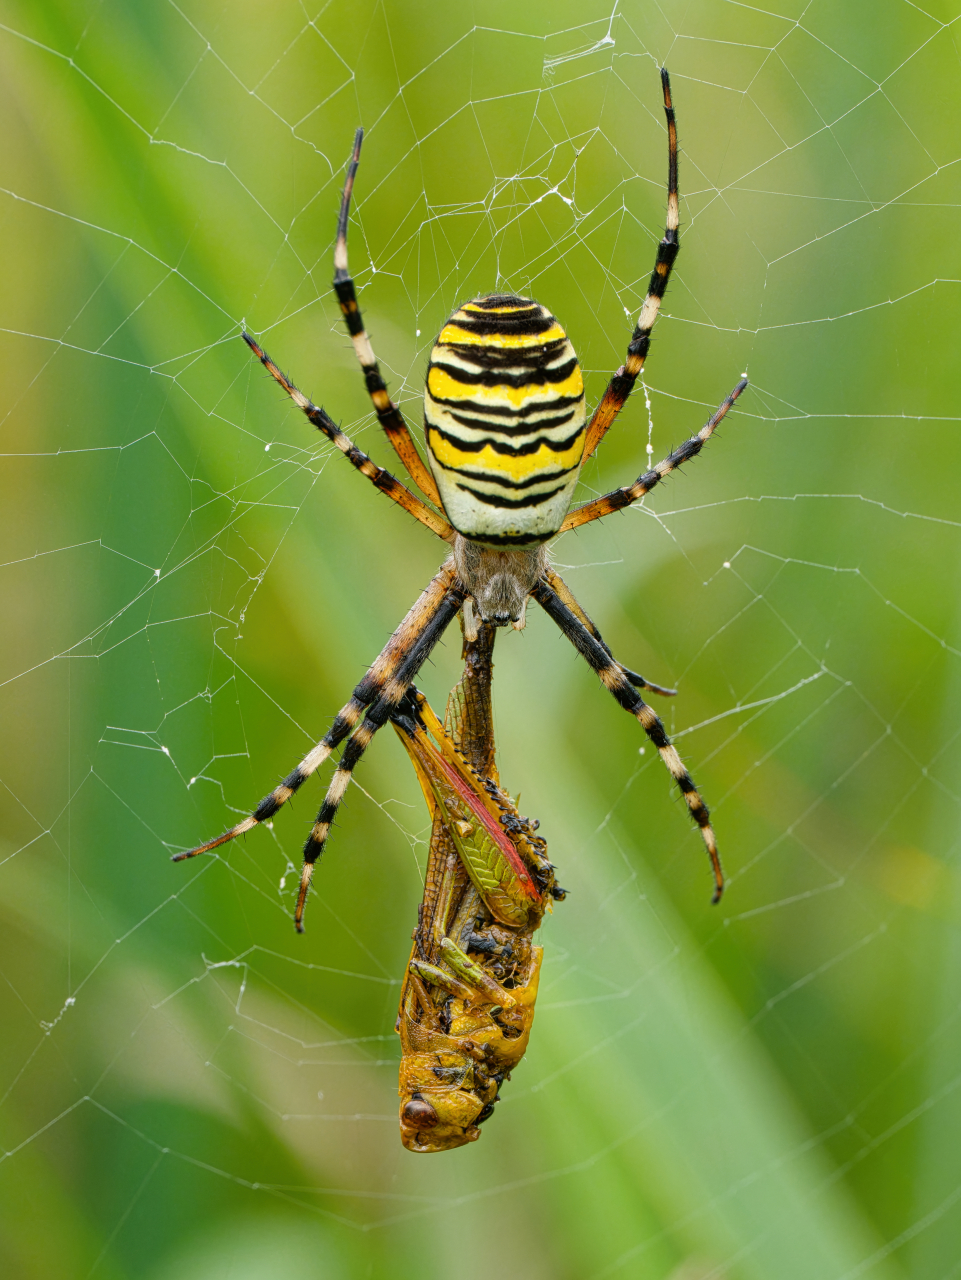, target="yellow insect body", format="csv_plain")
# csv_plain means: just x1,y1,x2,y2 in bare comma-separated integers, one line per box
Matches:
425,296,587,545
389,630,563,1152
